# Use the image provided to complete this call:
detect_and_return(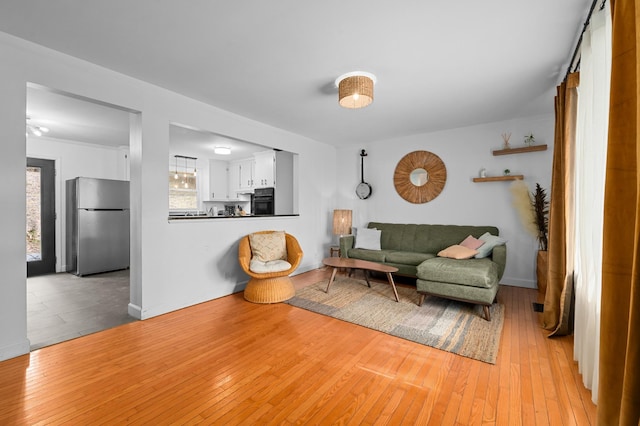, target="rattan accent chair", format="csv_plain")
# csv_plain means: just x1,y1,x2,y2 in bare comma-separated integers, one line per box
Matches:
238,231,303,303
